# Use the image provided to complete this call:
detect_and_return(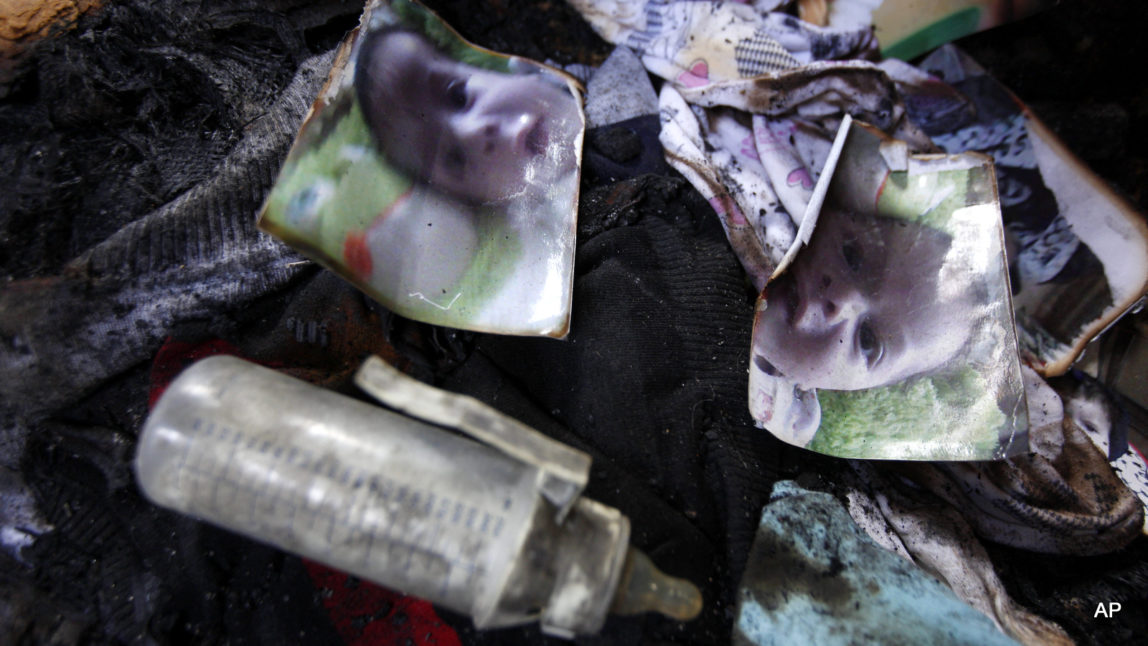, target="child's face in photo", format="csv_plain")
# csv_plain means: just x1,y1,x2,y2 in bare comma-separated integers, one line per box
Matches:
753,209,974,391
357,30,580,204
